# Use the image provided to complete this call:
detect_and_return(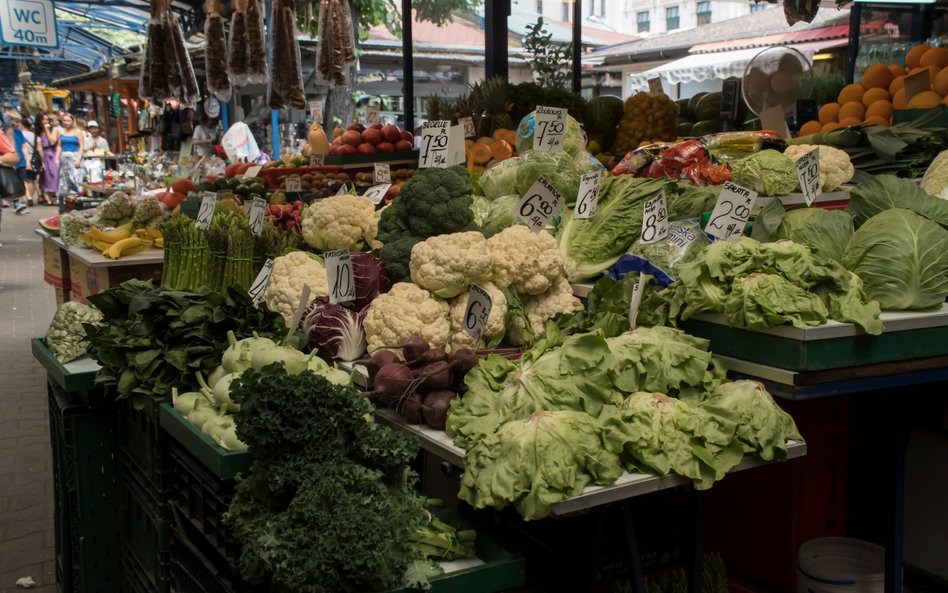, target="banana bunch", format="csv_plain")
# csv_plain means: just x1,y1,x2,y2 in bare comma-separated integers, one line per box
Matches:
137,227,164,249
79,222,159,259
